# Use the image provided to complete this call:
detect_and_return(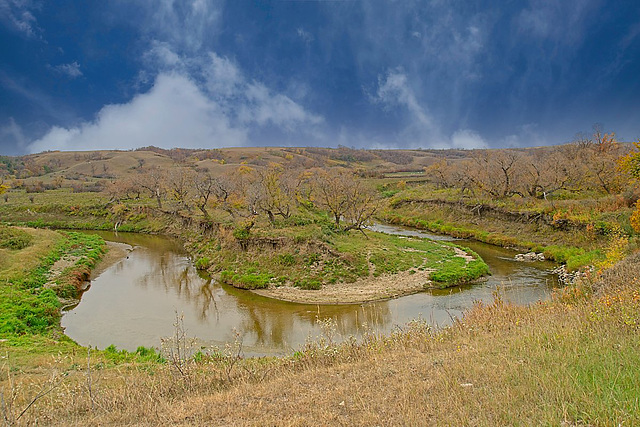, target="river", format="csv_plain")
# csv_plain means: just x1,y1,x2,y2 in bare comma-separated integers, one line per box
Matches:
61,226,558,356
